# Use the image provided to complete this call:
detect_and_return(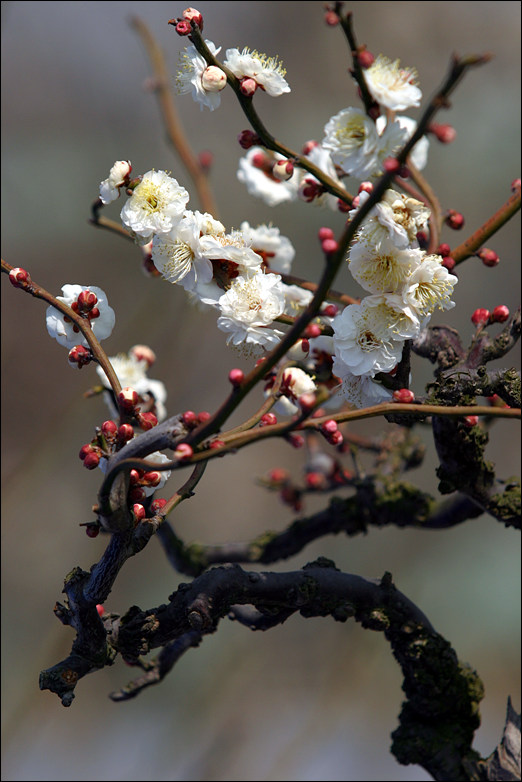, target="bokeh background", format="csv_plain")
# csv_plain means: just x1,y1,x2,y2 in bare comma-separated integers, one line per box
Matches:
2,2,520,780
